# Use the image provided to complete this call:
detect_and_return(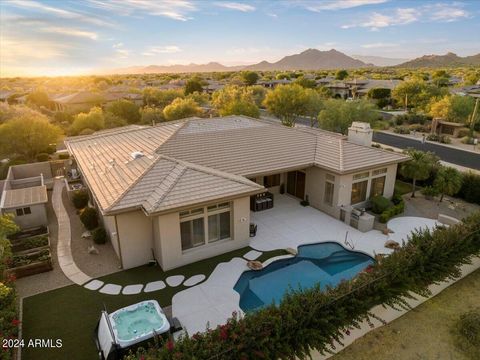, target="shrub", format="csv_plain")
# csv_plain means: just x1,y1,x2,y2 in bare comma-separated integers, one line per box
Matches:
370,196,392,214
58,153,70,159
439,135,451,144
408,124,429,132
129,212,480,360
79,207,98,230
458,172,480,205
453,309,480,359
393,126,410,134
36,152,50,162
92,227,107,244
72,189,89,209
456,128,472,139
379,199,405,223
395,113,430,125
427,133,440,142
